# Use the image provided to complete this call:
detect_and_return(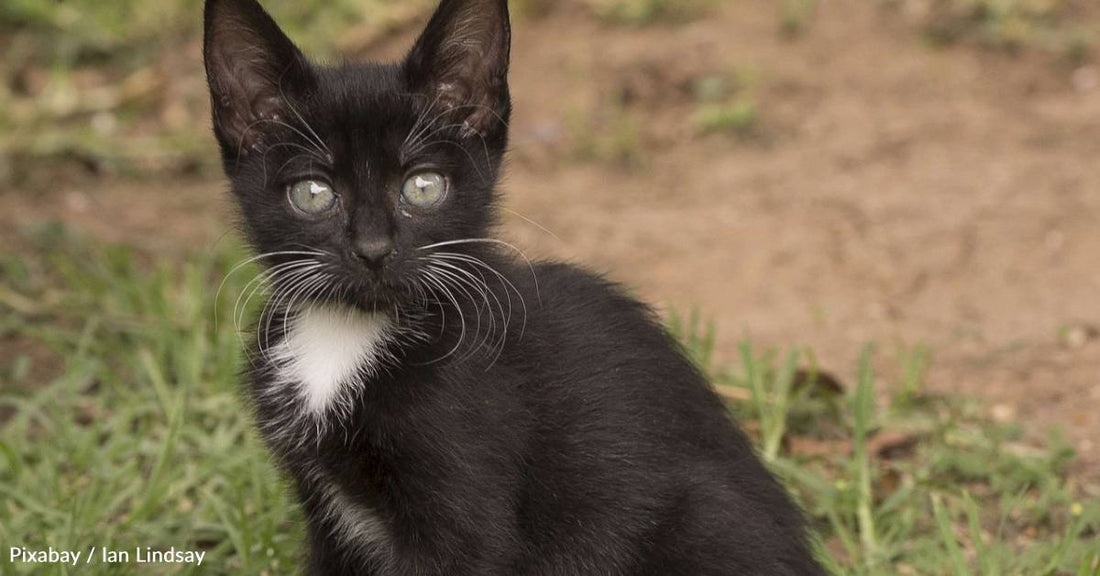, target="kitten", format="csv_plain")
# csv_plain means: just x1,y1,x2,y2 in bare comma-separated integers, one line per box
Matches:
203,0,825,574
